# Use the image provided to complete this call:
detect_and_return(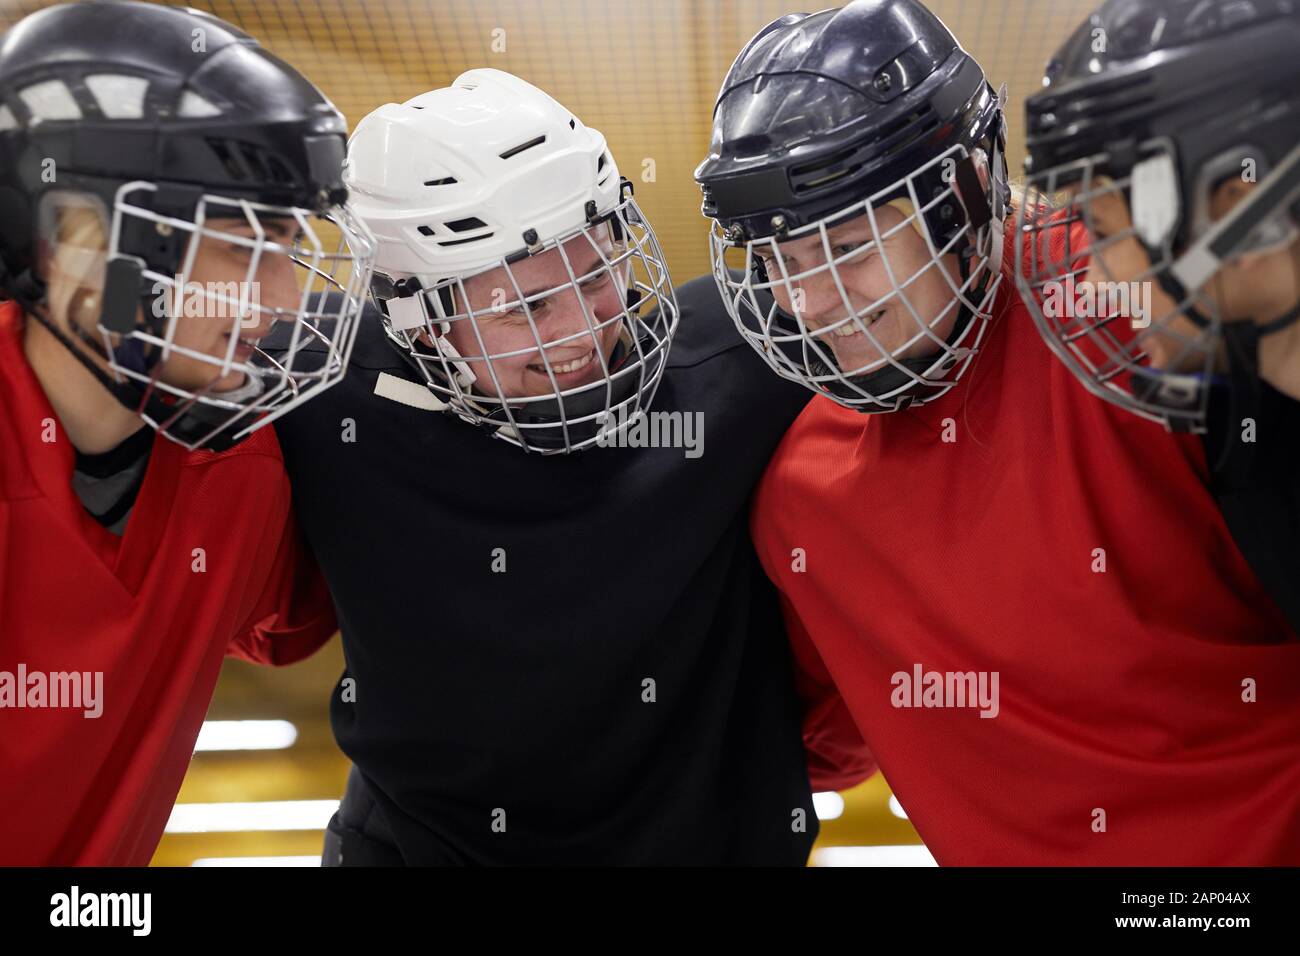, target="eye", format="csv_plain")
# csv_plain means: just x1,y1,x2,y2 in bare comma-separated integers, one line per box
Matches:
503,299,545,323
832,240,874,262
579,269,612,292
